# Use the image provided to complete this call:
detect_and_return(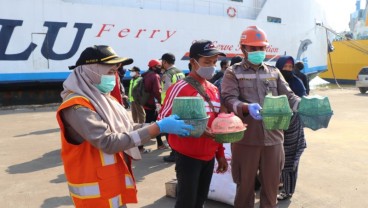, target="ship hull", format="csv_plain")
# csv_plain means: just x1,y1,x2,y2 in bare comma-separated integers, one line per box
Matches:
321,39,368,84
0,0,328,105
